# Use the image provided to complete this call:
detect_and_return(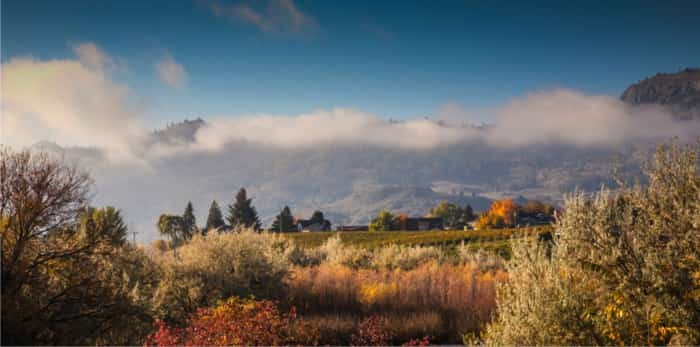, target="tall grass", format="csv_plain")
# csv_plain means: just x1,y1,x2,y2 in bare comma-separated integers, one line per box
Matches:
286,262,506,343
